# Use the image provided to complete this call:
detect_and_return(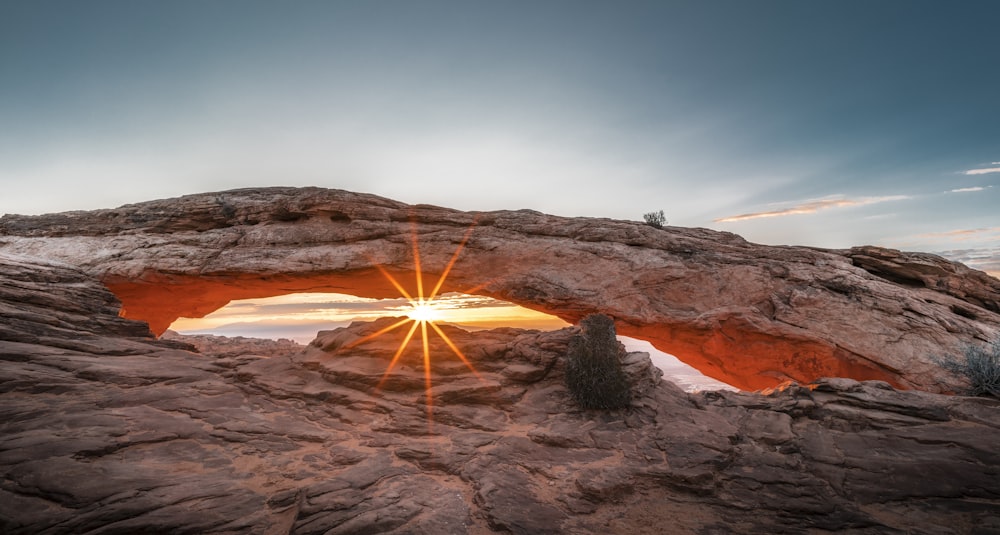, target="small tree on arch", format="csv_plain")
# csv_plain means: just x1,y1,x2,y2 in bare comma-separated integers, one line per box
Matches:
643,210,666,229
